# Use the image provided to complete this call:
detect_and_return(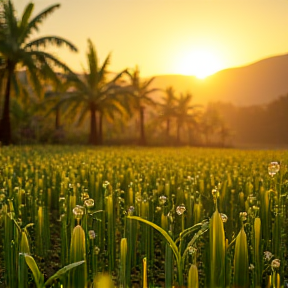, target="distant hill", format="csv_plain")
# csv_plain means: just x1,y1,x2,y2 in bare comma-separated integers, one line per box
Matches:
150,54,288,106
